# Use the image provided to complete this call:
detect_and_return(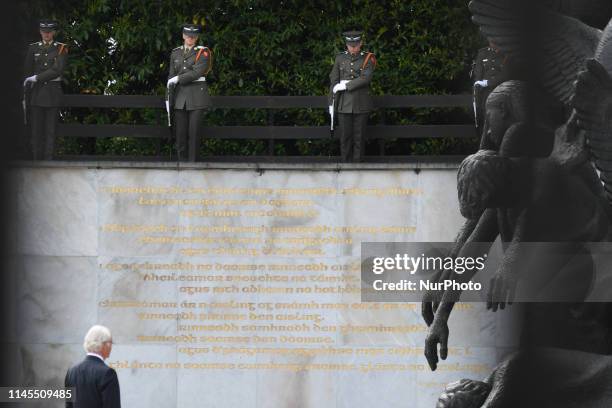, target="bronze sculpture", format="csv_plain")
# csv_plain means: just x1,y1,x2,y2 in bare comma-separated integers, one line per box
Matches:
425,1,612,406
